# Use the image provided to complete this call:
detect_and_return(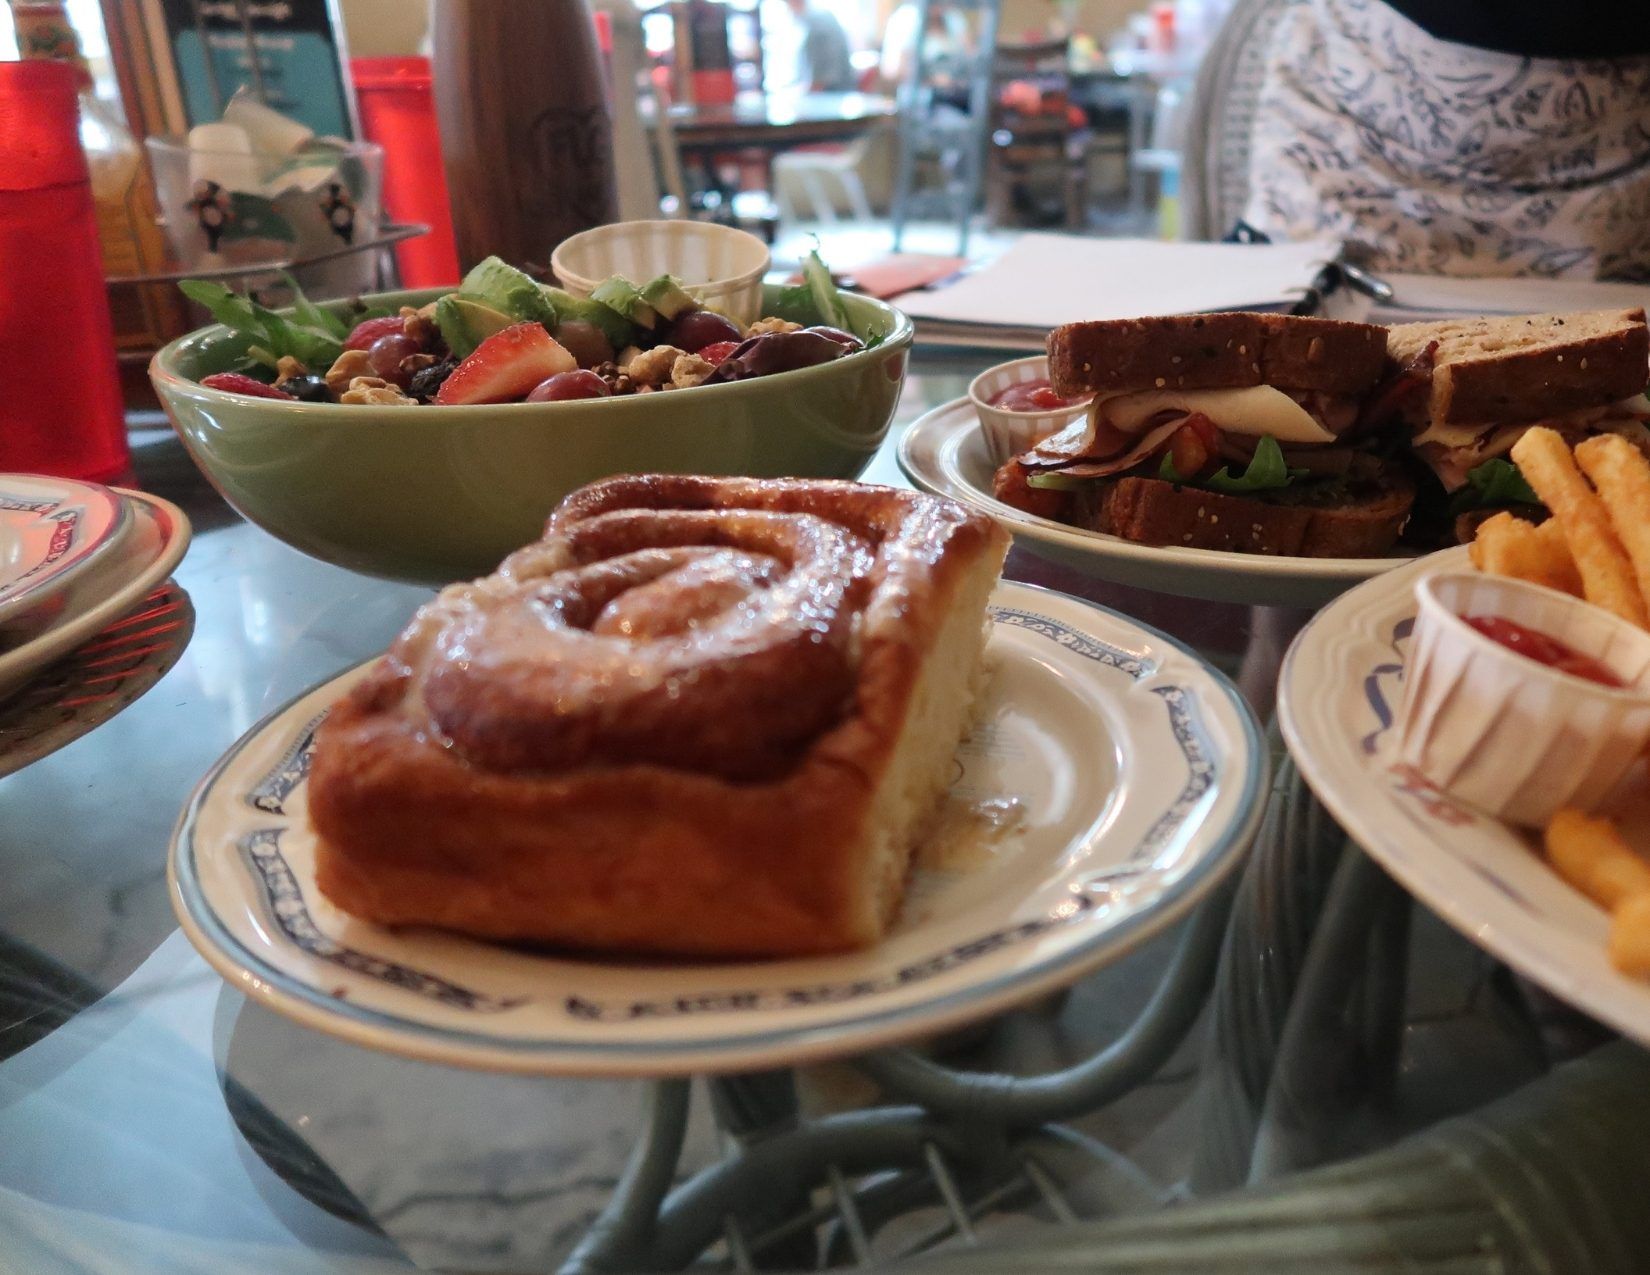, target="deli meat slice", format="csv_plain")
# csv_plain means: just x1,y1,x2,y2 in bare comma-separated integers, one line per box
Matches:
1018,417,1188,479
